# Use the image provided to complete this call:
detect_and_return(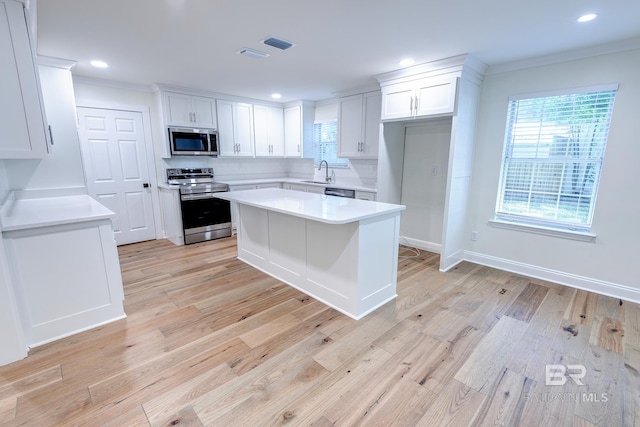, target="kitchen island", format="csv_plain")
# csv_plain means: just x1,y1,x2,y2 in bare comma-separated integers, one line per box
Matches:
215,188,405,319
